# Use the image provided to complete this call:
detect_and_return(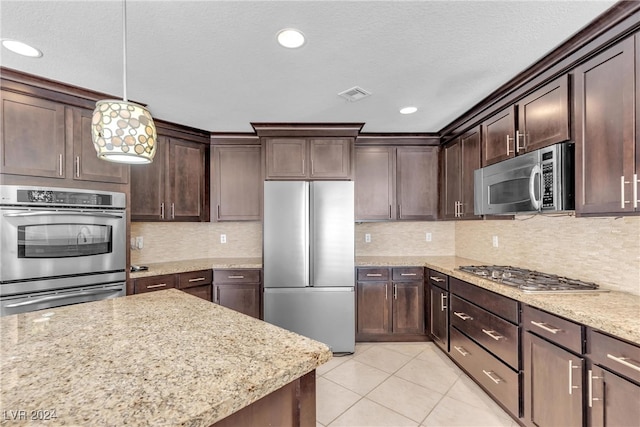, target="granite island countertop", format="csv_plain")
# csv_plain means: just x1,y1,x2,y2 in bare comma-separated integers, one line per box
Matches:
357,256,640,345
130,257,262,279
0,289,331,426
